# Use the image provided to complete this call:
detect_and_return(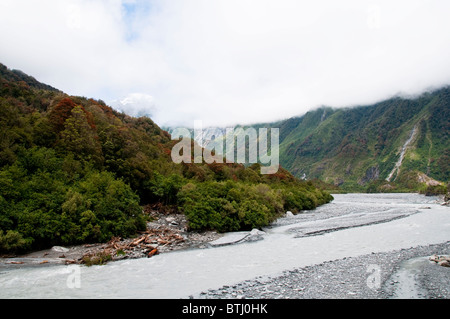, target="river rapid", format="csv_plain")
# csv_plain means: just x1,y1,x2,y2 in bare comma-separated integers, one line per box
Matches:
0,193,449,299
